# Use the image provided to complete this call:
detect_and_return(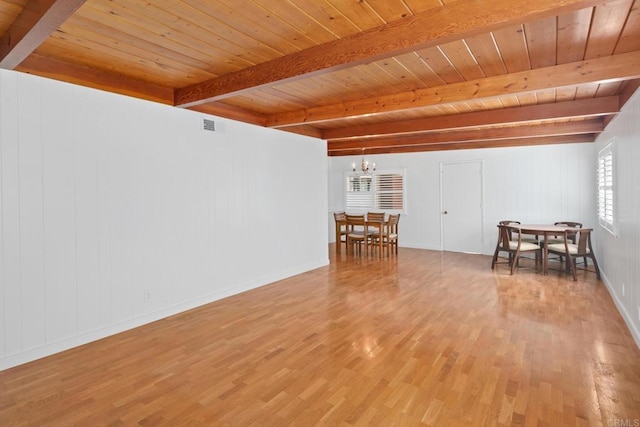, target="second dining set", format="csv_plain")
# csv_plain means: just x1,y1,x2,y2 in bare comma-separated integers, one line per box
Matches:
491,220,601,281
334,212,400,257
